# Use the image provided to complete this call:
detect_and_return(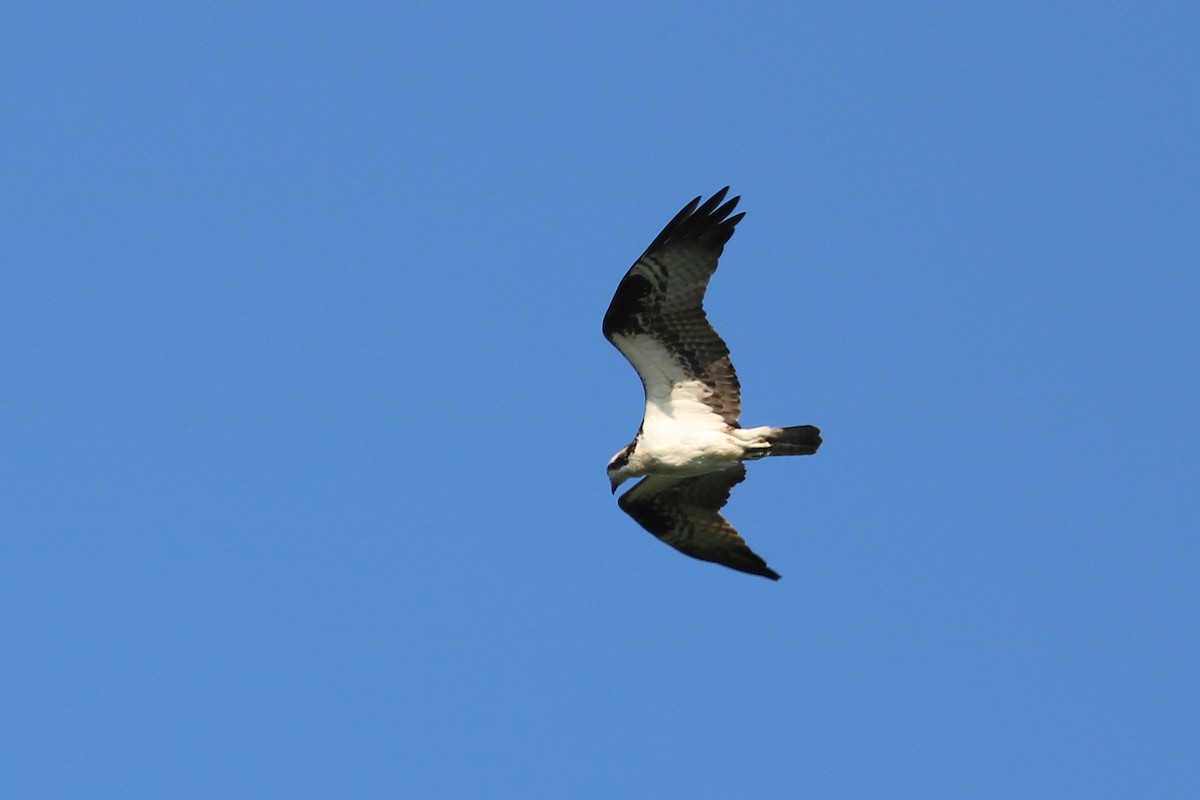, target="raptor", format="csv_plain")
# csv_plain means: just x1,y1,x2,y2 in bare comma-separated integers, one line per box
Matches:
604,188,822,580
